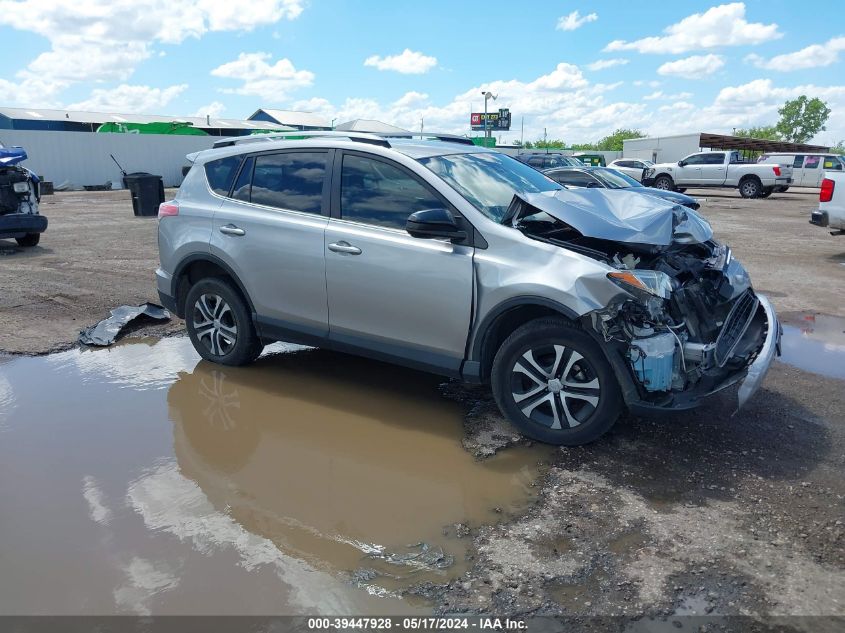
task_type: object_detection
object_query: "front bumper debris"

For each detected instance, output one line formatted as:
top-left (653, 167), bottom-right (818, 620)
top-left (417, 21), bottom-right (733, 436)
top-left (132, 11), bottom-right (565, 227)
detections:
top-left (810, 210), bottom-right (828, 227)
top-left (0, 213), bottom-right (47, 239)
top-left (736, 294), bottom-right (781, 411)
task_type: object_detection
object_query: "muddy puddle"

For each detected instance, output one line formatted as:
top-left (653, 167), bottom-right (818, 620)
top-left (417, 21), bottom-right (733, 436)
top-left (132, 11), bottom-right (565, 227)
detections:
top-left (778, 312), bottom-right (845, 380)
top-left (0, 337), bottom-right (548, 615)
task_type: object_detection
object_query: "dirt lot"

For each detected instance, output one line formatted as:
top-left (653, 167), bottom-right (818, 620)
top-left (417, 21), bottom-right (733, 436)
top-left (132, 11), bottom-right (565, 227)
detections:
top-left (1, 187), bottom-right (844, 623)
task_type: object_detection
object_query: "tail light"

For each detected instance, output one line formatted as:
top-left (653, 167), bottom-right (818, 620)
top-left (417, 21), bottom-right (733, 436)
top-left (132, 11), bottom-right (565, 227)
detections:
top-left (820, 178), bottom-right (835, 203)
top-left (158, 201), bottom-right (179, 218)
top-left (772, 166), bottom-right (781, 176)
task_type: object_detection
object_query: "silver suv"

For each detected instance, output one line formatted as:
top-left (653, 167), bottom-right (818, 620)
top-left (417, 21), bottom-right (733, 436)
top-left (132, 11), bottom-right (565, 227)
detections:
top-left (156, 132), bottom-right (780, 445)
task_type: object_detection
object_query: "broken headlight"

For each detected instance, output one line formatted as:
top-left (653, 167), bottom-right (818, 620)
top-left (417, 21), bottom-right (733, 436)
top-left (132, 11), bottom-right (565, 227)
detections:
top-left (607, 270), bottom-right (674, 300)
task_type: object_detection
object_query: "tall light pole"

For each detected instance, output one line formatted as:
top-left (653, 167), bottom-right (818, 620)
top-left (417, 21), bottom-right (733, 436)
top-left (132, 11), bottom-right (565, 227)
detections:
top-left (481, 91), bottom-right (496, 146)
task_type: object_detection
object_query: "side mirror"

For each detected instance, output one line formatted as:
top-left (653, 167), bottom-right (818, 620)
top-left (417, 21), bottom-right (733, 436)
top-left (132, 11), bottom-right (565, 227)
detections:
top-left (678, 160), bottom-right (685, 167)
top-left (406, 208), bottom-right (467, 242)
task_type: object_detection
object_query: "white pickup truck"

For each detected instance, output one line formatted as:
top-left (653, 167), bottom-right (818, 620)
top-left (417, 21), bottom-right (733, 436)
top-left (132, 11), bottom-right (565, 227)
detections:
top-left (648, 150), bottom-right (793, 199)
top-left (810, 173), bottom-right (845, 235)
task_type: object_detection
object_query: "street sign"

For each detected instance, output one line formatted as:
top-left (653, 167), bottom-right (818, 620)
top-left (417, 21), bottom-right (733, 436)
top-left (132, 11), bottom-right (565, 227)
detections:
top-left (470, 108), bottom-right (511, 131)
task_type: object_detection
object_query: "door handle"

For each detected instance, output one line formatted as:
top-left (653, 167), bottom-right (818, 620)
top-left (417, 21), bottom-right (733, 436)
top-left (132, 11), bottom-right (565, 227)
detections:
top-left (328, 241), bottom-right (362, 255)
top-left (219, 224), bottom-right (245, 236)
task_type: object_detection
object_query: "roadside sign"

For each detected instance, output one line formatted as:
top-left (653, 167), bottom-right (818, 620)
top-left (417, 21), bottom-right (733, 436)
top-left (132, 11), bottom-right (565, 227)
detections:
top-left (470, 108), bottom-right (511, 131)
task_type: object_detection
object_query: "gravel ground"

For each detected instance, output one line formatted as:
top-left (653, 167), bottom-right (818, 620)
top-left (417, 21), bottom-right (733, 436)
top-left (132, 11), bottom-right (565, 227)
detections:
top-left (2, 186), bottom-right (844, 624)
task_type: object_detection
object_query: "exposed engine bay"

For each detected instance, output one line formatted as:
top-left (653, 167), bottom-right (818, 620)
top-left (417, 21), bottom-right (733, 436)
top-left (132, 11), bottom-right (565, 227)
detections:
top-left (0, 164), bottom-right (40, 217)
top-left (511, 192), bottom-right (770, 407)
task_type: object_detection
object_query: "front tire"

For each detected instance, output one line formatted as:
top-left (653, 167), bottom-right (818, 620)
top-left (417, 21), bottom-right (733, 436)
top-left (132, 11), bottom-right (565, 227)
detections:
top-left (491, 318), bottom-right (622, 446)
top-left (739, 177), bottom-right (762, 198)
top-left (16, 233), bottom-right (40, 247)
top-left (185, 277), bottom-right (262, 366)
top-left (654, 175), bottom-right (674, 191)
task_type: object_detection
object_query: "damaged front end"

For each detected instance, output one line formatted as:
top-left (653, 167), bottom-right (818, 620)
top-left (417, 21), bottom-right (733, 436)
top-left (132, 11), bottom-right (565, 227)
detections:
top-left (510, 188), bottom-right (781, 412)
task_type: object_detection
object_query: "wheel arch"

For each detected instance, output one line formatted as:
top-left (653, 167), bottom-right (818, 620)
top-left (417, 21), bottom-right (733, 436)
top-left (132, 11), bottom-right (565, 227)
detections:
top-left (469, 297), bottom-right (580, 383)
top-left (172, 254), bottom-right (256, 319)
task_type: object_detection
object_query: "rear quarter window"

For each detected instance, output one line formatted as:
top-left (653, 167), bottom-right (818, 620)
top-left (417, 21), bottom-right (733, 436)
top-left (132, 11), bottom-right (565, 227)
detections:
top-left (204, 156), bottom-right (241, 196)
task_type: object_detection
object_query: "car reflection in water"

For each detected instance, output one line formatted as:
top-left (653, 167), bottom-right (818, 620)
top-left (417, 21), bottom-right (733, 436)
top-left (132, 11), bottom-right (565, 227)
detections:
top-left (167, 348), bottom-right (546, 591)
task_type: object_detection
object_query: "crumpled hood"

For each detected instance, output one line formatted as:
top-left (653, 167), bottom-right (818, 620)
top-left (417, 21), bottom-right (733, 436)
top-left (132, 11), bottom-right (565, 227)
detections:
top-left (518, 187), bottom-right (713, 246)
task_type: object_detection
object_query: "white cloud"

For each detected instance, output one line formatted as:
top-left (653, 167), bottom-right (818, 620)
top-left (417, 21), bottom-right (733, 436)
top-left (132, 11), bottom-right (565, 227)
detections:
top-left (193, 101), bottom-right (226, 118)
top-left (587, 58), bottom-right (629, 71)
top-left (634, 80), bottom-right (661, 88)
top-left (643, 90), bottom-right (694, 101)
top-left (211, 52), bottom-right (314, 101)
top-left (67, 83), bottom-right (188, 112)
top-left (0, 0), bottom-right (306, 106)
top-left (393, 91), bottom-right (429, 108)
top-left (745, 36), bottom-right (845, 71)
top-left (605, 3), bottom-right (781, 54)
top-left (556, 10), bottom-right (598, 32)
top-left (364, 49), bottom-right (437, 74)
top-left (658, 54), bottom-right (725, 79)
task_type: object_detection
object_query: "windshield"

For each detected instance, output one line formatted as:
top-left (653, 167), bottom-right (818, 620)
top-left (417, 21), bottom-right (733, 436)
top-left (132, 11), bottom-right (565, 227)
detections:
top-left (590, 168), bottom-right (643, 189)
top-left (419, 152), bottom-right (562, 221)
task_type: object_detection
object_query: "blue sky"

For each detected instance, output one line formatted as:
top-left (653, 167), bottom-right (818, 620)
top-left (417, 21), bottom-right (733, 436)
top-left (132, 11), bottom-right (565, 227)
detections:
top-left (1, 1), bottom-right (843, 144)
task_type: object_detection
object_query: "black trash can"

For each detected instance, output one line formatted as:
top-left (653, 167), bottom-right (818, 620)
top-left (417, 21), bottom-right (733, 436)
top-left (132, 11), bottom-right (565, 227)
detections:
top-left (123, 172), bottom-right (165, 217)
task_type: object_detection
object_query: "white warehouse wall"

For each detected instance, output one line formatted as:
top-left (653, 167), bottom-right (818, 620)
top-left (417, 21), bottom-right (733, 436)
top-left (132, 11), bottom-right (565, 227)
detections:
top-left (0, 130), bottom-right (232, 188)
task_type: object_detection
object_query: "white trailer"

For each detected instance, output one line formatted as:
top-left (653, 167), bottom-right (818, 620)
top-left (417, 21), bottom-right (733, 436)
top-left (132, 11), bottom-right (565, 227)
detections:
top-left (623, 133), bottom-right (703, 164)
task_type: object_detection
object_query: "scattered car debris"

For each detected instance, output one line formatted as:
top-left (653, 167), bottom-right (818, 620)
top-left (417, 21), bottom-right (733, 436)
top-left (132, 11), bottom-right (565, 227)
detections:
top-left (367, 542), bottom-right (455, 572)
top-left (78, 303), bottom-right (170, 346)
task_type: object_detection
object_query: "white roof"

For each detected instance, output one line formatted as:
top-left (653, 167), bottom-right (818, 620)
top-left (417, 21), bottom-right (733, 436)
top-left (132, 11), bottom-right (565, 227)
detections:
top-left (250, 108), bottom-right (331, 128)
top-left (0, 107), bottom-right (294, 131)
top-left (334, 119), bottom-right (411, 134)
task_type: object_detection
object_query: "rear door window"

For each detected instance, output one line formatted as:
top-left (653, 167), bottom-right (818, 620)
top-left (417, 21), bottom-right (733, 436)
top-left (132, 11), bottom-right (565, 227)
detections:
top-left (205, 156), bottom-right (241, 196)
top-left (231, 156), bottom-right (254, 202)
top-left (250, 152), bottom-right (327, 214)
top-left (804, 156), bottom-right (821, 169)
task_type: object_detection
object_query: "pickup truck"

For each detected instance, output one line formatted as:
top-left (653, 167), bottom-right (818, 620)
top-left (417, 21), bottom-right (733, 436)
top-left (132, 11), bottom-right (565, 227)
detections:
top-left (811, 173), bottom-right (845, 235)
top-left (647, 150), bottom-right (793, 199)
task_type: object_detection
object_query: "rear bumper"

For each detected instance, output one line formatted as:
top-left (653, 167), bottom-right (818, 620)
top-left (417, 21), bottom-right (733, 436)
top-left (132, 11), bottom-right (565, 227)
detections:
top-left (0, 213), bottom-right (47, 239)
top-left (156, 267), bottom-right (178, 315)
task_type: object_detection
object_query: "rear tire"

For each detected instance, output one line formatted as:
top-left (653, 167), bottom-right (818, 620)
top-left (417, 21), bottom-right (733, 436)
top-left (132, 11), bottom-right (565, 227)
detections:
top-left (675, 187), bottom-right (687, 193)
top-left (739, 177), bottom-right (762, 199)
top-left (15, 233), bottom-right (40, 247)
top-left (491, 318), bottom-right (622, 446)
top-left (761, 187), bottom-right (774, 198)
top-left (185, 277), bottom-right (262, 366)
top-left (654, 175), bottom-right (674, 191)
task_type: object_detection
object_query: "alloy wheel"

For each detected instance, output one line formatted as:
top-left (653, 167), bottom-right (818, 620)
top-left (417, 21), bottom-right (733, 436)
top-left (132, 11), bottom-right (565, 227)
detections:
top-left (192, 293), bottom-right (238, 356)
top-left (509, 344), bottom-right (601, 429)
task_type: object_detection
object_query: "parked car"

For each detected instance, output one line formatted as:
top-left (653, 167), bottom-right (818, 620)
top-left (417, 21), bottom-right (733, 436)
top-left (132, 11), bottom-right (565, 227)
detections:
top-left (0, 142), bottom-right (46, 247)
top-left (516, 152), bottom-right (584, 170)
top-left (544, 166), bottom-right (700, 210)
top-left (157, 133), bottom-right (779, 446)
top-left (811, 174), bottom-right (845, 235)
top-left (648, 150), bottom-right (792, 198)
top-left (757, 153), bottom-right (844, 189)
top-left (608, 158), bottom-right (655, 182)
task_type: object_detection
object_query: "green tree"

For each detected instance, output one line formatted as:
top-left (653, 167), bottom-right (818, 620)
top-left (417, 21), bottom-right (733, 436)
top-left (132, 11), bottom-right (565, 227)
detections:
top-left (595, 128), bottom-right (646, 151)
top-left (733, 125), bottom-right (780, 140)
top-left (570, 142), bottom-right (598, 151)
top-left (532, 139), bottom-right (567, 149)
top-left (775, 96), bottom-right (831, 143)
top-left (830, 140), bottom-right (845, 155)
